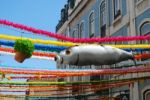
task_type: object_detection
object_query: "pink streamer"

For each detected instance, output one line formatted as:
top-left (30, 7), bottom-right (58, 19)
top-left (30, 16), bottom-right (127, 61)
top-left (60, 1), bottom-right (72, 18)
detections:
top-left (0, 20), bottom-right (150, 43)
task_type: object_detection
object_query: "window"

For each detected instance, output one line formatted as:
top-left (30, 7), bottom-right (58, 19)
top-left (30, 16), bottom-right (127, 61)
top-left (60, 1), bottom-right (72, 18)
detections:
top-left (143, 89), bottom-right (150, 100)
top-left (140, 22), bottom-right (150, 44)
top-left (135, 0), bottom-right (143, 4)
top-left (140, 22), bottom-right (150, 35)
top-left (100, 1), bottom-right (106, 37)
top-left (113, 0), bottom-right (121, 19)
top-left (135, 0), bottom-right (141, 2)
top-left (100, 1), bottom-right (106, 26)
top-left (68, 0), bottom-right (76, 9)
top-left (140, 21), bottom-right (150, 59)
top-left (72, 30), bottom-right (78, 38)
top-left (89, 12), bottom-right (95, 38)
top-left (79, 22), bottom-right (84, 38)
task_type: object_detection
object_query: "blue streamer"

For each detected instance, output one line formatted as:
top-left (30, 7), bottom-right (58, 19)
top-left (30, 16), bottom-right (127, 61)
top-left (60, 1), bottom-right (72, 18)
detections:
top-left (0, 40), bottom-right (150, 52)
top-left (0, 40), bottom-right (67, 52)
top-left (124, 48), bottom-right (150, 52)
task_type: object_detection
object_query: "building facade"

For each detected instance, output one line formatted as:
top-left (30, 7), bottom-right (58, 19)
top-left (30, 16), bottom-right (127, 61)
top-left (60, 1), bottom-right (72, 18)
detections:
top-left (56, 0), bottom-right (150, 100)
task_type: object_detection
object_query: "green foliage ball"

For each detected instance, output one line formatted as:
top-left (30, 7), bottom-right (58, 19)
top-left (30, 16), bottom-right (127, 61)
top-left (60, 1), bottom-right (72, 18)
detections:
top-left (14, 39), bottom-right (34, 58)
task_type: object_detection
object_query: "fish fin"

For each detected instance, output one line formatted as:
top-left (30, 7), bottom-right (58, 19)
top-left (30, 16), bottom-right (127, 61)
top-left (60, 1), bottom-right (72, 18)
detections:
top-left (130, 48), bottom-right (137, 66)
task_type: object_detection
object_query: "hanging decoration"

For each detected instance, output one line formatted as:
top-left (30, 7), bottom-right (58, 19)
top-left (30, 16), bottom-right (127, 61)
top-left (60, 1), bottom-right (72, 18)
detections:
top-left (0, 81), bottom-right (131, 98)
top-left (0, 19), bottom-right (150, 99)
top-left (0, 81), bottom-right (132, 95)
top-left (135, 53), bottom-right (150, 60)
top-left (14, 39), bottom-right (34, 63)
top-left (0, 47), bottom-right (56, 58)
top-left (0, 20), bottom-right (150, 43)
top-left (0, 34), bottom-right (150, 48)
top-left (0, 76), bottom-right (145, 85)
top-left (0, 40), bottom-right (66, 52)
top-left (0, 66), bottom-right (150, 76)
top-left (123, 48), bottom-right (150, 52)
top-left (1, 40), bottom-right (150, 53)
top-left (0, 34), bottom-right (78, 47)
top-left (1, 46), bottom-right (149, 62)
top-left (6, 75), bottom-right (59, 80)
top-left (0, 51), bottom-right (54, 60)
top-left (55, 45), bottom-right (135, 66)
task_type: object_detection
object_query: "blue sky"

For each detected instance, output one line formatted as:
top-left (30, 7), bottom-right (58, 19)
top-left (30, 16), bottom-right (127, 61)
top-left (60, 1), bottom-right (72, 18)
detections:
top-left (0, 0), bottom-right (67, 70)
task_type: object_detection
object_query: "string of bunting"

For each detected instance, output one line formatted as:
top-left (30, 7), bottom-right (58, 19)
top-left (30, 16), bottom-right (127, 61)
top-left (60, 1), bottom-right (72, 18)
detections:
top-left (0, 76), bottom-right (148, 86)
top-left (0, 82), bottom-right (133, 97)
top-left (0, 34), bottom-right (77, 47)
top-left (0, 89), bottom-right (126, 99)
top-left (0, 63), bottom-right (148, 80)
top-left (5, 75), bottom-right (59, 80)
top-left (1, 40), bottom-right (150, 53)
top-left (0, 62), bottom-right (147, 71)
top-left (0, 47), bottom-right (56, 58)
top-left (0, 40), bottom-right (66, 52)
top-left (1, 46), bottom-right (150, 60)
top-left (1, 64), bottom-right (142, 80)
top-left (0, 20), bottom-right (150, 43)
top-left (0, 36), bottom-right (150, 49)
top-left (0, 82), bottom-right (131, 90)
top-left (0, 81), bottom-right (131, 98)
top-left (0, 66), bottom-right (150, 76)
top-left (0, 51), bottom-right (54, 60)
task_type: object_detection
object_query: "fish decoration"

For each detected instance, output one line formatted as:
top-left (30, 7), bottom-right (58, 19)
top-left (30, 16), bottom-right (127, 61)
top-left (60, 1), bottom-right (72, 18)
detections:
top-left (55, 45), bottom-right (135, 66)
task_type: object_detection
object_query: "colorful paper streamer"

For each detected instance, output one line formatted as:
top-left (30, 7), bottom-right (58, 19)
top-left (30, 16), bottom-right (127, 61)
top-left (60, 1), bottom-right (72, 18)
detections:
top-left (0, 81), bottom-right (132, 96)
top-left (0, 66), bottom-right (150, 76)
top-left (0, 51), bottom-right (54, 60)
top-left (0, 76), bottom-right (148, 86)
top-left (0, 20), bottom-right (150, 43)
top-left (0, 40), bottom-right (66, 52)
top-left (0, 37), bottom-right (150, 49)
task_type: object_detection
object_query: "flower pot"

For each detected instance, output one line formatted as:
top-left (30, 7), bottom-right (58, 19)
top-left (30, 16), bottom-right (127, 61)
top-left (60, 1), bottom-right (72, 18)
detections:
top-left (15, 51), bottom-right (27, 63)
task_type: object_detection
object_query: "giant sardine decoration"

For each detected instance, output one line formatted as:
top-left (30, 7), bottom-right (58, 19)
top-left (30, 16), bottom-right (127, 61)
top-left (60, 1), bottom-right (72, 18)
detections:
top-left (55, 45), bottom-right (135, 66)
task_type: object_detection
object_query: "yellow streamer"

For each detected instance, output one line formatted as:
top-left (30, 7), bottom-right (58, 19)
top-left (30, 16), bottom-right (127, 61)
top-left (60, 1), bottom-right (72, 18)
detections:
top-left (0, 34), bottom-right (150, 48)
top-left (0, 34), bottom-right (78, 46)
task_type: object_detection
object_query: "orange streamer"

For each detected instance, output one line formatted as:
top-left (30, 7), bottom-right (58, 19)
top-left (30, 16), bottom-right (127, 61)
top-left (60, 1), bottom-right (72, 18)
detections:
top-left (0, 47), bottom-right (56, 58)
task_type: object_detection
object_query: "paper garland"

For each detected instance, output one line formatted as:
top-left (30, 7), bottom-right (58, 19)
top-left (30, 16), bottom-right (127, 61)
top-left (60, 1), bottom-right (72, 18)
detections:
top-left (0, 47), bottom-right (56, 58)
top-left (0, 81), bottom-right (132, 92)
top-left (0, 66), bottom-right (150, 76)
top-left (0, 40), bottom-right (66, 52)
top-left (0, 20), bottom-right (150, 43)
top-left (1, 40), bottom-right (150, 53)
top-left (0, 51), bottom-right (54, 60)
top-left (0, 38), bottom-right (150, 49)
top-left (0, 34), bottom-right (78, 46)
top-left (0, 75), bottom-right (148, 86)
top-left (0, 47), bottom-right (55, 61)
top-left (1, 47), bottom-right (150, 61)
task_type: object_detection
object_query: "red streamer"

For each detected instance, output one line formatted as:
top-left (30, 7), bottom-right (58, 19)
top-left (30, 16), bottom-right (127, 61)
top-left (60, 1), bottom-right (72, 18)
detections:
top-left (0, 66), bottom-right (150, 76)
top-left (0, 81), bottom-right (132, 95)
top-left (0, 20), bottom-right (150, 43)
top-left (1, 47), bottom-right (150, 61)
top-left (135, 54), bottom-right (150, 60)
top-left (0, 47), bottom-right (56, 58)
top-left (9, 75), bottom-right (59, 79)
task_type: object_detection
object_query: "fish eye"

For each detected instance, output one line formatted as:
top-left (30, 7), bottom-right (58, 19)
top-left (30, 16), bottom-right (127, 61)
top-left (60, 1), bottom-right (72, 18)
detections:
top-left (54, 56), bottom-right (57, 61)
top-left (66, 50), bottom-right (71, 55)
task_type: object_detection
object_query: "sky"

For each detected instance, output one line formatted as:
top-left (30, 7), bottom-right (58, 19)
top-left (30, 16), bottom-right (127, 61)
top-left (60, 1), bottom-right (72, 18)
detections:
top-left (0, 0), bottom-right (67, 70)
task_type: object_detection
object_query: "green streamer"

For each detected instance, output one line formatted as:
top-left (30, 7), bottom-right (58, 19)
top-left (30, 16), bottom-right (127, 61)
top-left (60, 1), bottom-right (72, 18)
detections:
top-left (0, 76), bottom-right (149, 86)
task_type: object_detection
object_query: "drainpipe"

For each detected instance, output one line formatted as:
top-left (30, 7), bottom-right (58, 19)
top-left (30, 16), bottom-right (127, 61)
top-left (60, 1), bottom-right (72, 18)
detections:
top-left (128, 0), bottom-right (139, 100)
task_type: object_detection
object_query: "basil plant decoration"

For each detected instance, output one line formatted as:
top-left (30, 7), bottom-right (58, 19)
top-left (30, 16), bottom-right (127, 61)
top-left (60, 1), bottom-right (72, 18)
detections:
top-left (14, 39), bottom-right (34, 63)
